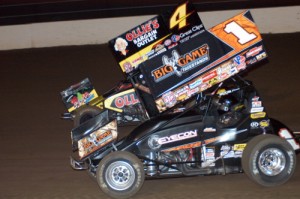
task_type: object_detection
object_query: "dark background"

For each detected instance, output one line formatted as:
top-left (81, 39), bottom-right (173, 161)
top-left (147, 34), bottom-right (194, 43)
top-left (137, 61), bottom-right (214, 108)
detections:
top-left (1, 0), bottom-right (300, 25)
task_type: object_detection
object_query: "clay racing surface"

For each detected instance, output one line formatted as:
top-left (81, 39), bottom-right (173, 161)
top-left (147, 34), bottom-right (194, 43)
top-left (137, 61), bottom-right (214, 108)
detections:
top-left (1, 33), bottom-right (300, 199)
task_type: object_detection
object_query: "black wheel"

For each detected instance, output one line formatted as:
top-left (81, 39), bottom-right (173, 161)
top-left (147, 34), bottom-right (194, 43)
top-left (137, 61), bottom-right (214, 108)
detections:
top-left (74, 106), bottom-right (101, 127)
top-left (242, 134), bottom-right (296, 187)
top-left (96, 151), bottom-right (145, 199)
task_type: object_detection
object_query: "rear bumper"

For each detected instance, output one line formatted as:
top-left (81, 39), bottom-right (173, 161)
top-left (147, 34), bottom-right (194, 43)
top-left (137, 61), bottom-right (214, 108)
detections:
top-left (70, 156), bottom-right (88, 170)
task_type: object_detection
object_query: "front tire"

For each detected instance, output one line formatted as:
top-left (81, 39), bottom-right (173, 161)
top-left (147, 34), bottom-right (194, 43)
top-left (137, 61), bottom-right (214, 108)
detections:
top-left (96, 151), bottom-right (145, 199)
top-left (242, 134), bottom-right (296, 187)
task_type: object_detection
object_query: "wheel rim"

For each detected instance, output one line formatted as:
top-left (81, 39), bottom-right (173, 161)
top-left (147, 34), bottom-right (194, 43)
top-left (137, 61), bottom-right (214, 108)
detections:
top-left (258, 148), bottom-right (286, 176)
top-left (105, 161), bottom-right (135, 191)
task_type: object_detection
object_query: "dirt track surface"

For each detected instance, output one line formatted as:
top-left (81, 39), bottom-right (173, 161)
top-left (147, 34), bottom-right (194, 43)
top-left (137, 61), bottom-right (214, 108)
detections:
top-left (1, 33), bottom-right (300, 199)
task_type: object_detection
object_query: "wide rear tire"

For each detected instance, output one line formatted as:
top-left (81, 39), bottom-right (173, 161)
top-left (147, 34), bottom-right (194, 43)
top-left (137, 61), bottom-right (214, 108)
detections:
top-left (242, 134), bottom-right (296, 187)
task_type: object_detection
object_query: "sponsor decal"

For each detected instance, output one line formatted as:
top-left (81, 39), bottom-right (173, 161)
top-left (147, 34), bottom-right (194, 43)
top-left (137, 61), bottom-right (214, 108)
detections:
top-left (152, 44), bottom-right (209, 82)
top-left (221, 143), bottom-right (246, 159)
top-left (223, 150), bottom-right (235, 158)
top-left (114, 37), bottom-right (129, 56)
top-left (70, 90), bottom-right (97, 110)
top-left (171, 34), bottom-right (180, 42)
top-left (246, 45), bottom-right (263, 58)
top-left (250, 107), bottom-right (264, 113)
top-left (179, 36), bottom-right (190, 44)
top-left (217, 88), bottom-right (240, 96)
top-left (201, 147), bottom-right (216, 167)
top-left (204, 148), bottom-right (215, 157)
top-left (259, 120), bottom-right (269, 128)
top-left (180, 24), bottom-right (205, 40)
top-left (234, 55), bottom-right (246, 71)
top-left (192, 24), bottom-right (204, 32)
top-left (250, 112), bottom-right (266, 119)
top-left (250, 122), bottom-right (259, 129)
top-left (125, 19), bottom-right (160, 48)
top-left (199, 82), bottom-right (209, 91)
top-left (252, 100), bottom-right (262, 108)
top-left (251, 97), bottom-right (264, 113)
top-left (61, 78), bottom-right (100, 113)
top-left (208, 78), bottom-right (218, 86)
top-left (148, 47), bottom-right (167, 60)
top-left (168, 43), bottom-right (178, 49)
top-left (180, 29), bottom-right (192, 38)
top-left (162, 91), bottom-right (177, 108)
top-left (187, 87), bottom-right (199, 96)
top-left (203, 127), bottom-right (216, 132)
top-left (189, 79), bottom-right (202, 89)
top-left (148, 135), bottom-right (161, 149)
top-left (246, 58), bottom-right (257, 65)
top-left (155, 44), bottom-right (164, 52)
top-left (202, 70), bottom-right (217, 83)
top-left (221, 145), bottom-right (231, 151)
top-left (152, 51), bottom-right (181, 82)
top-left (162, 130), bottom-right (247, 152)
top-left (133, 29), bottom-right (158, 48)
top-left (175, 86), bottom-right (189, 97)
top-left (221, 145), bottom-right (234, 158)
top-left (234, 150), bottom-right (243, 157)
top-left (157, 130), bottom-right (198, 145)
top-left (256, 52), bottom-right (267, 61)
top-left (123, 62), bottom-right (134, 73)
top-left (175, 86), bottom-right (189, 101)
top-left (105, 89), bottom-right (139, 112)
top-left (145, 50), bottom-right (155, 58)
top-left (162, 136), bottom-right (219, 152)
top-left (177, 44), bottom-right (209, 68)
top-left (164, 39), bottom-right (172, 46)
top-left (220, 71), bottom-right (229, 80)
top-left (191, 28), bottom-right (205, 39)
top-left (217, 60), bottom-right (238, 79)
top-left (114, 94), bottom-right (139, 109)
top-left (233, 143), bottom-right (246, 151)
top-left (78, 120), bottom-right (117, 159)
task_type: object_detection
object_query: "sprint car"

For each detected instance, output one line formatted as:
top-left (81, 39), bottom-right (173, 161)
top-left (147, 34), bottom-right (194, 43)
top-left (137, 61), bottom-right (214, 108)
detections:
top-left (61, 2), bottom-right (300, 199)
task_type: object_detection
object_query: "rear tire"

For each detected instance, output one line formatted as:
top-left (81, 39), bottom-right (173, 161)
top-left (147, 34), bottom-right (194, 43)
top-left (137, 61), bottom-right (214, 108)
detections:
top-left (242, 134), bottom-right (296, 187)
top-left (74, 106), bottom-right (101, 127)
top-left (96, 151), bottom-right (145, 199)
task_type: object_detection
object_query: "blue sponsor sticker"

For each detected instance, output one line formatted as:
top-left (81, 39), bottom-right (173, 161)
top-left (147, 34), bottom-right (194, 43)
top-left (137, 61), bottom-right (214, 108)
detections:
top-left (171, 35), bottom-right (180, 43)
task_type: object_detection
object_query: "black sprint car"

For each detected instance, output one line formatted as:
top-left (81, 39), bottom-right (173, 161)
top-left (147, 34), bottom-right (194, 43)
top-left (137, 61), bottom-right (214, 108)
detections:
top-left (69, 76), bottom-right (300, 199)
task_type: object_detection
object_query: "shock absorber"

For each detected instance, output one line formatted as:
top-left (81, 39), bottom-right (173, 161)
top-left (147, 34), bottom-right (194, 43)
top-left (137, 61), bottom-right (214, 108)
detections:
top-left (147, 151), bottom-right (157, 176)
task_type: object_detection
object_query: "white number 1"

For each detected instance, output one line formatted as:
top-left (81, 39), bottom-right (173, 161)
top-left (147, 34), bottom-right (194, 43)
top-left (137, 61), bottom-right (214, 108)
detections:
top-left (224, 21), bottom-right (257, 45)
